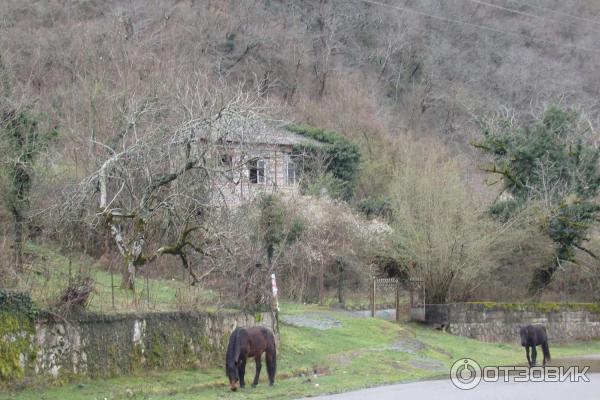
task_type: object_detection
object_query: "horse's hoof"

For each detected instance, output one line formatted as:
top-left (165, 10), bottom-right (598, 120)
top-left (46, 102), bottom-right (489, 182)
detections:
top-left (251, 384), bottom-right (257, 388)
top-left (269, 382), bottom-right (274, 386)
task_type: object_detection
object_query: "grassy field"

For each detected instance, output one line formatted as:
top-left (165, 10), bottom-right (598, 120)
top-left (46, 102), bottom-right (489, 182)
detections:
top-left (17, 242), bottom-right (216, 313)
top-left (2, 303), bottom-right (600, 400)
top-left (17, 242), bottom-right (403, 313)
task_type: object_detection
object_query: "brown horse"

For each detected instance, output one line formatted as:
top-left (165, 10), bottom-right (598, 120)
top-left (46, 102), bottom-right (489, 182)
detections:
top-left (225, 326), bottom-right (276, 391)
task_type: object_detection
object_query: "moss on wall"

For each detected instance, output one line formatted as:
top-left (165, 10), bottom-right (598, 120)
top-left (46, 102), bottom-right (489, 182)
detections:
top-left (0, 291), bottom-right (37, 384)
top-left (467, 302), bottom-right (600, 313)
top-left (0, 312), bottom-right (35, 381)
top-left (1, 299), bottom-right (271, 387)
top-left (424, 302), bottom-right (600, 342)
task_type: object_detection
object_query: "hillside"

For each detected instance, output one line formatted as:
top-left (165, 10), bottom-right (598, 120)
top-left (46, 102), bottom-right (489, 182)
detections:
top-left (1, 0), bottom-right (599, 304)
top-left (1, 0), bottom-right (599, 145)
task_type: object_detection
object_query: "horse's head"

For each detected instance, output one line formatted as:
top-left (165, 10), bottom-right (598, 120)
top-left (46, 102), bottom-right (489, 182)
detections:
top-left (519, 326), bottom-right (528, 346)
top-left (226, 362), bottom-right (239, 391)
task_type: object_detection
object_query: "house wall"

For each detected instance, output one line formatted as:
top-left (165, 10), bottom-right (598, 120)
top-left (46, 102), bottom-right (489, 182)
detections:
top-left (219, 144), bottom-right (300, 205)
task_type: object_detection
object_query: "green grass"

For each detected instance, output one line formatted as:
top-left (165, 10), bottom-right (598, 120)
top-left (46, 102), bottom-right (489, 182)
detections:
top-left (17, 242), bottom-right (216, 313)
top-left (319, 293), bottom-right (408, 311)
top-left (3, 304), bottom-right (600, 400)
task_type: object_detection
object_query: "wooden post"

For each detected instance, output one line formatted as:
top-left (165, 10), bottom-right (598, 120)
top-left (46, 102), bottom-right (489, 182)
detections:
top-left (273, 150), bottom-right (278, 190)
top-left (271, 274), bottom-right (280, 311)
top-left (395, 279), bottom-right (400, 322)
top-left (146, 275), bottom-right (150, 310)
top-left (271, 273), bottom-right (280, 334)
top-left (371, 279), bottom-right (376, 317)
top-left (68, 257), bottom-right (72, 286)
top-left (409, 278), bottom-right (414, 309)
top-left (422, 280), bottom-right (426, 320)
top-left (132, 279), bottom-right (136, 308)
top-left (318, 260), bottom-right (324, 305)
top-left (110, 268), bottom-right (115, 310)
top-left (337, 259), bottom-right (345, 305)
top-left (369, 280), bottom-right (373, 317)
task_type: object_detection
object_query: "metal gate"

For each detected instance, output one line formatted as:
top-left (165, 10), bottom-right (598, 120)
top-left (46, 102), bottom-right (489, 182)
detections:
top-left (409, 277), bottom-right (426, 321)
top-left (369, 276), bottom-right (425, 322)
top-left (369, 278), bottom-right (402, 321)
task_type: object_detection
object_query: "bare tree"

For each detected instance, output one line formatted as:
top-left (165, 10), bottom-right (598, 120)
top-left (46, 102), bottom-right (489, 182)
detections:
top-left (64, 83), bottom-right (267, 290)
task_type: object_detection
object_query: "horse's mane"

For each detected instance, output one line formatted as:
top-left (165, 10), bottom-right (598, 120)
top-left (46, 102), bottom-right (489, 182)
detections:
top-left (226, 327), bottom-right (244, 368)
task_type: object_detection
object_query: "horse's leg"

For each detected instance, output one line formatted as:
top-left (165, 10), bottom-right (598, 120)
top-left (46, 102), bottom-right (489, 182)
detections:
top-left (531, 346), bottom-right (537, 367)
top-left (252, 355), bottom-right (262, 388)
top-left (543, 351), bottom-right (546, 368)
top-left (239, 358), bottom-right (247, 388)
top-left (266, 347), bottom-right (276, 386)
top-left (541, 344), bottom-right (546, 367)
top-left (541, 340), bottom-right (551, 367)
top-left (525, 346), bottom-right (531, 367)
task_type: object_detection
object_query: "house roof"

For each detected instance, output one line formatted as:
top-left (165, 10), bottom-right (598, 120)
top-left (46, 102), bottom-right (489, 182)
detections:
top-left (172, 116), bottom-right (324, 148)
top-left (233, 121), bottom-right (323, 147)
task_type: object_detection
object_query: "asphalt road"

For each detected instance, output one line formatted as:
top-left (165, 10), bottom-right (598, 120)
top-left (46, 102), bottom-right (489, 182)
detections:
top-left (301, 373), bottom-right (600, 400)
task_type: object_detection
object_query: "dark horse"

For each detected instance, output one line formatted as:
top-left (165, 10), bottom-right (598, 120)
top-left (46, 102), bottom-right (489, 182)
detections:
top-left (519, 325), bottom-right (551, 367)
top-left (225, 326), bottom-right (276, 391)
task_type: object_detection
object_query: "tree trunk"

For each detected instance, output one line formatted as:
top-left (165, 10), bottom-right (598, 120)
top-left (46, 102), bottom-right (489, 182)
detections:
top-left (121, 259), bottom-right (135, 290)
top-left (12, 210), bottom-right (23, 274)
top-left (337, 261), bottom-right (345, 305)
top-left (318, 260), bottom-right (324, 305)
top-left (10, 161), bottom-right (29, 275)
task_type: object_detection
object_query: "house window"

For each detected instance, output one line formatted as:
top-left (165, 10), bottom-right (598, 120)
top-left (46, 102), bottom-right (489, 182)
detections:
top-left (249, 159), bottom-right (266, 184)
top-left (285, 159), bottom-right (296, 185)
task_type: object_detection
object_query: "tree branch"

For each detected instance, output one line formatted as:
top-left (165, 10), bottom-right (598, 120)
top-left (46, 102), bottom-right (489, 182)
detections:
top-left (574, 243), bottom-right (600, 260)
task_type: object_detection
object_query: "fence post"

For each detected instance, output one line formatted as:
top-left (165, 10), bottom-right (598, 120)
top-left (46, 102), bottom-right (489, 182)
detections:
top-left (271, 273), bottom-right (280, 334)
top-left (395, 279), bottom-right (400, 322)
top-left (110, 269), bottom-right (115, 310)
top-left (337, 259), bottom-right (345, 306)
top-left (371, 279), bottom-right (376, 317)
top-left (146, 275), bottom-right (150, 310)
top-left (108, 250), bottom-right (115, 310)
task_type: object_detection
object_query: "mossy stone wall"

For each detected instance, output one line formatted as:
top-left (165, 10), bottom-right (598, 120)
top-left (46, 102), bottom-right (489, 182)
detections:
top-left (0, 291), bottom-right (37, 384)
top-left (0, 292), bottom-right (273, 386)
top-left (425, 302), bottom-right (600, 342)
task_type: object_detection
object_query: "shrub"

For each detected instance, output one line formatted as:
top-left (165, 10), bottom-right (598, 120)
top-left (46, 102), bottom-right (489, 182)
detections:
top-left (287, 124), bottom-right (361, 200)
top-left (357, 196), bottom-right (393, 220)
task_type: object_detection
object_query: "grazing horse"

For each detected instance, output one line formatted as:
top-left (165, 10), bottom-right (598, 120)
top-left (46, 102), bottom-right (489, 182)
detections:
top-left (519, 325), bottom-right (551, 367)
top-left (225, 326), bottom-right (276, 391)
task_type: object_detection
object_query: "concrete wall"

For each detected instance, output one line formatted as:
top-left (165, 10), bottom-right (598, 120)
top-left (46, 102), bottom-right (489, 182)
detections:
top-left (1, 305), bottom-right (273, 385)
top-left (424, 302), bottom-right (600, 343)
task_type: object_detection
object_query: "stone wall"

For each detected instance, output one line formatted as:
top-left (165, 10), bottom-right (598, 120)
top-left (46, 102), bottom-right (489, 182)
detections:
top-left (0, 293), bottom-right (273, 386)
top-left (424, 302), bottom-right (600, 343)
top-left (217, 144), bottom-right (301, 206)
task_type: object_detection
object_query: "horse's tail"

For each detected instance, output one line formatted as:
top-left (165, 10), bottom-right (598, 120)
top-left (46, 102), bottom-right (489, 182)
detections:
top-left (269, 344), bottom-right (277, 369)
top-left (265, 329), bottom-right (277, 384)
top-left (541, 340), bottom-right (551, 362)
